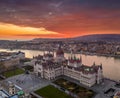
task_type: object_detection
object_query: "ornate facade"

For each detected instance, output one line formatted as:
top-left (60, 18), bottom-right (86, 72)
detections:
top-left (34, 47), bottom-right (103, 87)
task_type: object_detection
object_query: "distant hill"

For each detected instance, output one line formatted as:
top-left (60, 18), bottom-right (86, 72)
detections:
top-left (33, 34), bottom-right (120, 42)
top-left (73, 34), bottom-right (120, 42)
top-left (0, 34), bottom-right (120, 42)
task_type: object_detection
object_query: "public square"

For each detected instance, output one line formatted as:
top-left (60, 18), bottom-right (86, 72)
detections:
top-left (4, 73), bottom-right (51, 93)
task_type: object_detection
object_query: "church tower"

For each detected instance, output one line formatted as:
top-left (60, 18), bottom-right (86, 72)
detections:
top-left (55, 45), bottom-right (65, 62)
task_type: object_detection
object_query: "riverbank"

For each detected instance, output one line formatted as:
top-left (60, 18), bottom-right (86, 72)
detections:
top-left (80, 52), bottom-right (120, 58)
top-left (0, 47), bottom-right (120, 58)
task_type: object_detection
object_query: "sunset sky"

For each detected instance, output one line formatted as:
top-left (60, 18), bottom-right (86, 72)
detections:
top-left (0, 0), bottom-right (120, 40)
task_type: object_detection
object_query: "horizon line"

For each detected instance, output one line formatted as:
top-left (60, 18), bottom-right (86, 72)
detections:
top-left (0, 33), bottom-right (120, 41)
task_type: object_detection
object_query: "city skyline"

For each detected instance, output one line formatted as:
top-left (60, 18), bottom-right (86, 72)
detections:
top-left (0, 0), bottom-right (120, 40)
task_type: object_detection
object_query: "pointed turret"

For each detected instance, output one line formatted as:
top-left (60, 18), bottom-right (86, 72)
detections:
top-left (93, 62), bottom-right (96, 66)
top-left (80, 55), bottom-right (82, 64)
top-left (74, 55), bottom-right (76, 60)
top-left (100, 63), bottom-right (103, 69)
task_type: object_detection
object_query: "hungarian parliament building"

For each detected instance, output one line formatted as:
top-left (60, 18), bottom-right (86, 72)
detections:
top-left (34, 46), bottom-right (103, 87)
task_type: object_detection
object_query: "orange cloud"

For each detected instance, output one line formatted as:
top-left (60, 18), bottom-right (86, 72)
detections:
top-left (0, 22), bottom-right (60, 35)
top-left (0, 22), bottom-right (63, 40)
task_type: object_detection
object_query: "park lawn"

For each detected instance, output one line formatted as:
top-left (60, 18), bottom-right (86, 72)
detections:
top-left (4, 68), bottom-right (25, 78)
top-left (34, 85), bottom-right (73, 98)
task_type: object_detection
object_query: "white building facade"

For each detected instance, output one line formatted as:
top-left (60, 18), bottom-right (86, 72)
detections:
top-left (34, 47), bottom-right (103, 87)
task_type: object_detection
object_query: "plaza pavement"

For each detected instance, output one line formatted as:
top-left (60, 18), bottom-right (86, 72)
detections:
top-left (91, 79), bottom-right (116, 98)
top-left (4, 73), bottom-right (51, 93)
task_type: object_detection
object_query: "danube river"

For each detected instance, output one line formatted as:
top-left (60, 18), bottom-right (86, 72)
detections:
top-left (0, 48), bottom-right (120, 81)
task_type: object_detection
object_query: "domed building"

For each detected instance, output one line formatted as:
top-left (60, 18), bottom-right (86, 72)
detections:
top-left (55, 45), bottom-right (65, 62)
top-left (34, 45), bottom-right (103, 87)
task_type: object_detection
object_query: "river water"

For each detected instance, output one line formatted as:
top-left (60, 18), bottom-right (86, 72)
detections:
top-left (0, 48), bottom-right (120, 81)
